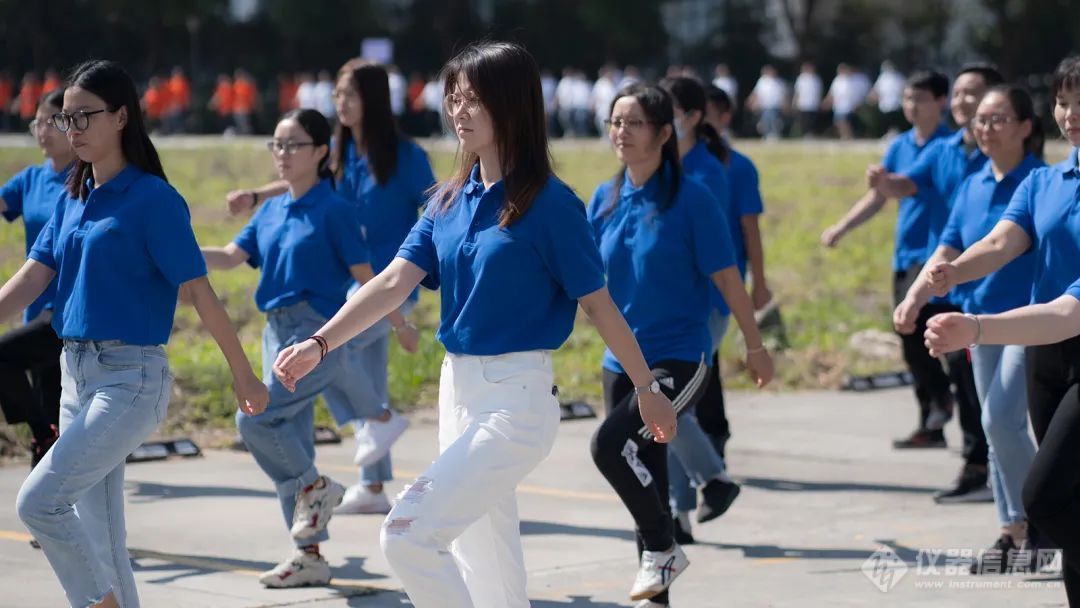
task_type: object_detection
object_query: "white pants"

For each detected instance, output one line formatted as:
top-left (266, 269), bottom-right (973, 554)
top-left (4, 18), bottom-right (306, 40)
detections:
top-left (380, 351), bottom-right (561, 608)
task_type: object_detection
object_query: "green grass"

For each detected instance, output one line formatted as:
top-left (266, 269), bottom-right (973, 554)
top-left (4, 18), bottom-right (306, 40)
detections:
top-left (3, 139), bottom-right (1005, 441)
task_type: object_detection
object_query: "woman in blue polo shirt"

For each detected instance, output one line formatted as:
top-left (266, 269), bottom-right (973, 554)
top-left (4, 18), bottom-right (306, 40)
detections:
top-left (201, 108), bottom-right (411, 588)
top-left (273, 41), bottom-right (677, 608)
top-left (923, 56), bottom-right (1080, 603)
top-left (0, 88), bottom-right (70, 472)
top-left (10, 59), bottom-right (268, 608)
top-left (589, 83), bottom-right (774, 607)
top-left (699, 84), bottom-right (771, 459)
top-left (895, 85), bottom-right (1044, 573)
top-left (659, 76), bottom-right (743, 543)
top-left (228, 60), bottom-right (430, 516)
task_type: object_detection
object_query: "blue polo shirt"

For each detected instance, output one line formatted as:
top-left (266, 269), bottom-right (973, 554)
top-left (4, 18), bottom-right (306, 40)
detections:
top-left (1, 161), bottom-right (70, 322)
top-left (589, 167), bottom-right (736, 373)
top-left (903, 129), bottom-right (989, 206)
top-left (1066, 275), bottom-right (1080, 303)
top-left (340, 138), bottom-right (435, 301)
top-left (939, 155), bottom-right (1043, 314)
top-left (1001, 148), bottom-right (1080, 304)
top-left (235, 179), bottom-right (369, 320)
top-left (884, 124), bottom-right (953, 271)
top-left (727, 147), bottom-right (764, 267)
top-left (29, 165), bottom-right (207, 345)
top-left (902, 129), bottom-right (988, 306)
top-left (396, 165), bottom-right (605, 356)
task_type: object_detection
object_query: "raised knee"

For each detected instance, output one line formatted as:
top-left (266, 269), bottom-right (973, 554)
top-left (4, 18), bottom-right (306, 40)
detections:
top-left (15, 480), bottom-right (49, 525)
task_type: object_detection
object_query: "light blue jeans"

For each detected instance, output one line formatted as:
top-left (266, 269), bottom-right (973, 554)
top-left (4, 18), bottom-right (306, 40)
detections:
top-left (238, 301), bottom-right (382, 547)
top-left (668, 311), bottom-right (731, 512)
top-left (972, 344), bottom-right (1036, 526)
top-left (17, 340), bottom-right (172, 608)
top-left (323, 297), bottom-right (416, 486)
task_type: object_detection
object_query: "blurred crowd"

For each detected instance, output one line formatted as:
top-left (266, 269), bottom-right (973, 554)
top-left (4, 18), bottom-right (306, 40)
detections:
top-left (0, 61), bottom-right (911, 139)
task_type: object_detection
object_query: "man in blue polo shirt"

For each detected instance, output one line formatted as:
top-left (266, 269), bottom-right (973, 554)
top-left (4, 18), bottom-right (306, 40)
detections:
top-left (822, 71), bottom-right (951, 448)
top-left (868, 64), bottom-right (1003, 504)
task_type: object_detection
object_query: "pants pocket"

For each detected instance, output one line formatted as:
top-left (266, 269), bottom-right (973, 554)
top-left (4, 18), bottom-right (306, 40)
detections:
top-left (95, 345), bottom-right (144, 372)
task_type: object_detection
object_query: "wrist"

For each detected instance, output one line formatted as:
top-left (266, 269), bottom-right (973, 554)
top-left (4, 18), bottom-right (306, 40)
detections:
top-left (249, 190), bottom-right (259, 205)
top-left (964, 314), bottom-right (982, 348)
top-left (307, 335), bottom-right (328, 361)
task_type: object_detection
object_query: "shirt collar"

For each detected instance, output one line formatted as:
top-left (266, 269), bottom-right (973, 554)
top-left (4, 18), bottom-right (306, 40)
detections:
top-left (978, 154), bottom-right (1041, 184)
top-left (1057, 147), bottom-right (1080, 177)
top-left (91, 165), bottom-right (141, 194)
top-left (286, 178), bottom-right (332, 207)
top-left (462, 163), bottom-right (503, 197)
top-left (620, 164), bottom-right (665, 200)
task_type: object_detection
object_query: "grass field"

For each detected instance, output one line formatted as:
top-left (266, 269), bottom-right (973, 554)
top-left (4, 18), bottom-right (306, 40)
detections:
top-left (3, 138), bottom-right (1056, 445)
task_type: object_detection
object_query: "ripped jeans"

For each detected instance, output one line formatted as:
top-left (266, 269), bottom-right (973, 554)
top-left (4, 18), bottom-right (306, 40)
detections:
top-left (380, 351), bottom-right (560, 608)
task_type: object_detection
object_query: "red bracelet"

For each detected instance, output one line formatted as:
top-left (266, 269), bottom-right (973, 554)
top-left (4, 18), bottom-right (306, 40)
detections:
top-left (308, 335), bottom-right (328, 362)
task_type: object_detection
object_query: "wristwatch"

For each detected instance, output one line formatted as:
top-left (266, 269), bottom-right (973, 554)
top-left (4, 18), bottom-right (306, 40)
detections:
top-left (634, 380), bottom-right (661, 396)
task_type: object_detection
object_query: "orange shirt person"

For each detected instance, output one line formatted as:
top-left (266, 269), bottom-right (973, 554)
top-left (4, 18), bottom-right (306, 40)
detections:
top-left (41, 70), bottom-right (62, 96)
top-left (16, 74), bottom-right (41, 121)
top-left (167, 68), bottom-right (191, 113)
top-left (0, 73), bottom-right (13, 120)
top-left (233, 72), bottom-right (257, 114)
top-left (277, 74), bottom-right (298, 114)
top-left (142, 77), bottom-right (170, 122)
top-left (232, 70), bottom-right (258, 135)
top-left (210, 74), bottom-right (235, 116)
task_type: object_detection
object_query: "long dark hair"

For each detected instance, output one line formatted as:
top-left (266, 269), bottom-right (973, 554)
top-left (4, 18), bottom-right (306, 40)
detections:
top-left (660, 76), bottom-right (728, 164)
top-left (1051, 56), bottom-right (1080, 100)
top-left (704, 84), bottom-right (732, 116)
top-left (331, 59), bottom-right (400, 186)
top-left (39, 88), bottom-right (64, 111)
top-left (986, 85), bottom-right (1045, 160)
top-left (432, 41), bottom-right (552, 228)
top-left (282, 108), bottom-right (335, 185)
top-left (605, 83), bottom-right (681, 215)
top-left (63, 60), bottom-right (166, 199)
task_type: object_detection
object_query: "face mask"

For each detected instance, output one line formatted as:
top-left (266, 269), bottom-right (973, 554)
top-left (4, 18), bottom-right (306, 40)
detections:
top-left (674, 119), bottom-right (689, 141)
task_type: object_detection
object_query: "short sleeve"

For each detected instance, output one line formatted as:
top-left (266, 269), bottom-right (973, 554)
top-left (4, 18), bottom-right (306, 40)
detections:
top-left (1066, 276), bottom-right (1080, 303)
top-left (585, 184), bottom-right (610, 245)
top-left (145, 189), bottom-right (208, 286)
top-left (327, 203), bottom-right (370, 268)
top-left (1000, 172), bottom-right (1037, 240)
top-left (733, 155), bottom-right (764, 216)
top-left (28, 207), bottom-right (59, 270)
top-left (407, 145), bottom-right (437, 207)
top-left (902, 141), bottom-right (940, 194)
top-left (396, 206), bottom-right (440, 290)
top-left (882, 137), bottom-right (902, 173)
top-left (687, 185), bottom-right (736, 277)
top-left (0, 168), bottom-right (29, 223)
top-left (938, 191), bottom-right (967, 252)
top-left (233, 205), bottom-right (264, 269)
top-left (536, 188), bottom-right (606, 299)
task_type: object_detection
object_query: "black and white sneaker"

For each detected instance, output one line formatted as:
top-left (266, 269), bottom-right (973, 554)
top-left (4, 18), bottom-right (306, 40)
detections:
top-left (630, 545), bottom-right (689, 601)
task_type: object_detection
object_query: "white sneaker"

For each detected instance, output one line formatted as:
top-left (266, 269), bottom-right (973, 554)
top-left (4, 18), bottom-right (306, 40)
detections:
top-left (335, 485), bottom-right (391, 515)
top-left (353, 411), bottom-right (409, 467)
top-left (259, 550), bottom-right (331, 588)
top-left (629, 544), bottom-right (689, 601)
top-left (291, 476), bottom-right (346, 540)
top-left (634, 601), bottom-right (669, 608)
